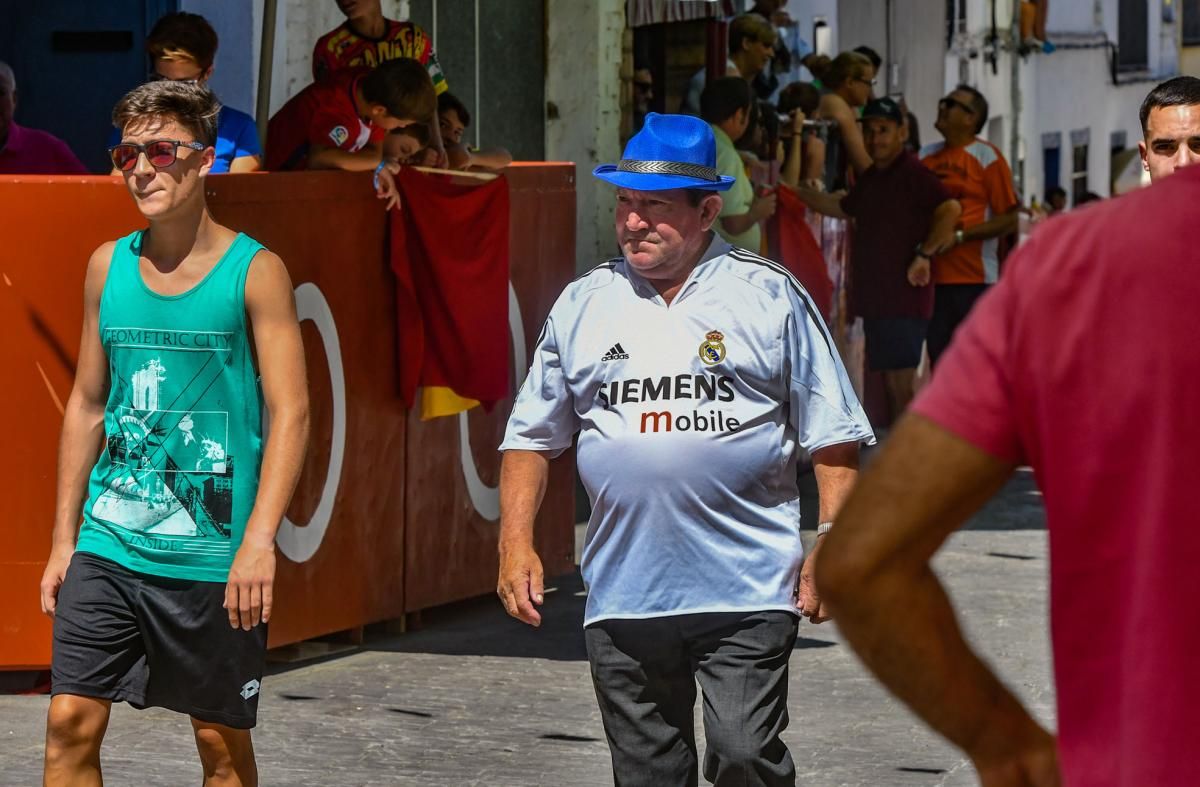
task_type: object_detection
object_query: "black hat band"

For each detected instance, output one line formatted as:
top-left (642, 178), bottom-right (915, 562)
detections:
top-left (616, 159), bottom-right (720, 182)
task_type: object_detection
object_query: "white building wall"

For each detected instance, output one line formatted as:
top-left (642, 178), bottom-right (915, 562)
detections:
top-left (951, 0), bottom-right (1173, 204)
top-left (249, 0), bottom-right (412, 115)
top-left (545, 0), bottom-right (624, 270)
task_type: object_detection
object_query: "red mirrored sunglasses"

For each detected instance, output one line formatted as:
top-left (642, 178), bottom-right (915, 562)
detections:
top-left (108, 139), bottom-right (206, 172)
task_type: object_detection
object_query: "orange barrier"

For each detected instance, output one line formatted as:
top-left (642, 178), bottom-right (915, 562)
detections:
top-left (0, 165), bottom-right (576, 669)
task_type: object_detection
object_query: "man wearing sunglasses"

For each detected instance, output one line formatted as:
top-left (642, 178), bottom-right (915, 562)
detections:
top-left (41, 80), bottom-right (310, 786)
top-left (919, 85), bottom-right (1019, 367)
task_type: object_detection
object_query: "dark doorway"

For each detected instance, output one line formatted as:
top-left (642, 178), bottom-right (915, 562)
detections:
top-left (0, 0), bottom-right (176, 173)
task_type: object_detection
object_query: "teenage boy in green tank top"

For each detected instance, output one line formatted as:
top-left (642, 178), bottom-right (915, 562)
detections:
top-left (39, 81), bottom-right (310, 786)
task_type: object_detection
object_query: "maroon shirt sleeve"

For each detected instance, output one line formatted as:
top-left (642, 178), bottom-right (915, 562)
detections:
top-left (839, 179), bottom-right (863, 217)
top-left (911, 160), bottom-right (954, 214)
top-left (910, 249), bottom-right (1027, 463)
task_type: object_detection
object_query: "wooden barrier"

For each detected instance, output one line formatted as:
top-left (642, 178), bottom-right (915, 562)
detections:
top-left (0, 165), bottom-right (576, 669)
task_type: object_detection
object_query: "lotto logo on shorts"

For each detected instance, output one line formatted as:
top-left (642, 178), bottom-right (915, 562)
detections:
top-left (240, 679), bottom-right (261, 700)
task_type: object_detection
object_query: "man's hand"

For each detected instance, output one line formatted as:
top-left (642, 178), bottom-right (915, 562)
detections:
top-left (497, 543), bottom-right (545, 627)
top-left (797, 534), bottom-right (832, 623)
top-left (40, 545), bottom-right (74, 617)
top-left (375, 160), bottom-right (402, 211)
top-left (225, 536), bottom-right (276, 630)
top-left (974, 731), bottom-right (1062, 786)
top-left (750, 190), bottom-right (778, 222)
top-left (786, 109), bottom-right (806, 137)
top-left (907, 256), bottom-right (932, 286)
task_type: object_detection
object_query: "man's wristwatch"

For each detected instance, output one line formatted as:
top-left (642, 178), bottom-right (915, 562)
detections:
top-left (816, 522), bottom-right (834, 536)
top-left (954, 228), bottom-right (965, 245)
top-left (913, 244), bottom-right (932, 260)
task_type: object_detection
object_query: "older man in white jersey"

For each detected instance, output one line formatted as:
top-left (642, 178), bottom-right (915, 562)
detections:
top-left (496, 113), bottom-right (874, 786)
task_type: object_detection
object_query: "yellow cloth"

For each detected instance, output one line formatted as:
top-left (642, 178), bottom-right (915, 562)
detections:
top-left (421, 386), bottom-right (479, 420)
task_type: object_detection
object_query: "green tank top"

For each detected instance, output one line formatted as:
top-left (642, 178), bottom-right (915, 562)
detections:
top-left (76, 230), bottom-right (266, 582)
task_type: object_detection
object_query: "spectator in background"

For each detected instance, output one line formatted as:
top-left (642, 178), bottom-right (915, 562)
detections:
top-left (633, 66), bottom-right (654, 132)
top-left (790, 98), bottom-right (960, 421)
top-left (920, 85), bottom-right (1019, 366)
top-left (0, 61), bottom-right (87, 174)
top-left (109, 12), bottom-right (260, 174)
top-left (1045, 186), bottom-right (1067, 214)
top-left (778, 80), bottom-right (825, 188)
top-left (702, 77), bottom-right (776, 251)
top-left (1137, 76), bottom-right (1200, 182)
top-left (680, 14), bottom-right (776, 115)
top-left (897, 94), bottom-right (922, 153)
top-left (749, 0), bottom-right (792, 99)
top-left (391, 122), bottom-right (430, 163)
top-left (806, 54), bottom-right (833, 90)
top-left (313, 0), bottom-right (448, 167)
top-left (437, 92), bottom-right (512, 172)
top-left (852, 45), bottom-right (882, 98)
top-left (818, 52), bottom-right (875, 177)
top-left (265, 58), bottom-right (435, 208)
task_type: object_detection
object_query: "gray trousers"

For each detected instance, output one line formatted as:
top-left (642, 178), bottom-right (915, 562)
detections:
top-left (584, 610), bottom-right (799, 787)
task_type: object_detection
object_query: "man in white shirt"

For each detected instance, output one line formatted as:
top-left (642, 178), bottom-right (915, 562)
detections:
top-left (496, 113), bottom-right (873, 786)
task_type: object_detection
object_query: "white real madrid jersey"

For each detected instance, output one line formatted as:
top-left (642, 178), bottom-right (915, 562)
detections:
top-left (501, 236), bottom-right (875, 625)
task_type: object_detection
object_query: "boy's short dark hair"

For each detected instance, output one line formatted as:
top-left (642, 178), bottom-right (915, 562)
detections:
top-left (437, 92), bottom-right (471, 127)
top-left (397, 122), bottom-right (430, 145)
top-left (777, 81), bottom-right (820, 116)
top-left (700, 77), bottom-right (754, 125)
top-left (112, 80), bottom-right (221, 146)
top-left (955, 83), bottom-right (989, 133)
top-left (1139, 76), bottom-right (1200, 134)
top-left (852, 45), bottom-right (882, 71)
top-left (147, 12), bottom-right (219, 70)
top-left (362, 58), bottom-right (437, 122)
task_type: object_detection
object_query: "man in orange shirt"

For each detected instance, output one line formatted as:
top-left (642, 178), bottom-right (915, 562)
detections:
top-left (920, 85), bottom-right (1018, 365)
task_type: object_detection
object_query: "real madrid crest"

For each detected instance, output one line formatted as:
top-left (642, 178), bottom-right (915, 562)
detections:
top-left (699, 330), bottom-right (726, 365)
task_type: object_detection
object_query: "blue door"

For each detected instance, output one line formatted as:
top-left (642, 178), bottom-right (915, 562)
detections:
top-left (0, 0), bottom-right (176, 173)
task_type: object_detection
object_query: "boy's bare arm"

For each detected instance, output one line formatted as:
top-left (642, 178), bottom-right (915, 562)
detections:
top-left (41, 243), bottom-right (115, 615)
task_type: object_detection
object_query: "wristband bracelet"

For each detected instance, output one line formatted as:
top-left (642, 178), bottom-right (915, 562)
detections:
top-left (372, 159), bottom-right (389, 190)
top-left (816, 522), bottom-right (833, 536)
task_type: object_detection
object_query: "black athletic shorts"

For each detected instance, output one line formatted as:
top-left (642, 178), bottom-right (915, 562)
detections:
top-left (51, 551), bottom-right (268, 729)
top-left (862, 317), bottom-right (929, 371)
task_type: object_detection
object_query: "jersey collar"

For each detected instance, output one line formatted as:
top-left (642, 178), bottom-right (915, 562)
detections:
top-left (622, 232), bottom-right (732, 306)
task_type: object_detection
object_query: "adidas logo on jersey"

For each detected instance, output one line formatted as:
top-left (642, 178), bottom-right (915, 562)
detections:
top-left (601, 343), bottom-right (630, 362)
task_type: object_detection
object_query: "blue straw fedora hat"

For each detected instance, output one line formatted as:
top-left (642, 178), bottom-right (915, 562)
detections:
top-left (593, 113), bottom-right (735, 192)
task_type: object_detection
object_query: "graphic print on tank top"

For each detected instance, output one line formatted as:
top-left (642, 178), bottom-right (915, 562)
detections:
top-left (90, 326), bottom-right (238, 557)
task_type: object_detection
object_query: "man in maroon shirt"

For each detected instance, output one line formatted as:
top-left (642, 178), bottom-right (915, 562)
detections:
top-left (791, 97), bottom-right (959, 421)
top-left (817, 156), bottom-right (1200, 785)
top-left (0, 61), bottom-right (87, 174)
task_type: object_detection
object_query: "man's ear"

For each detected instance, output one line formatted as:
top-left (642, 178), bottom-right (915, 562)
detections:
top-left (199, 144), bottom-right (216, 178)
top-left (699, 193), bottom-right (724, 230)
top-left (1138, 139), bottom-right (1149, 172)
